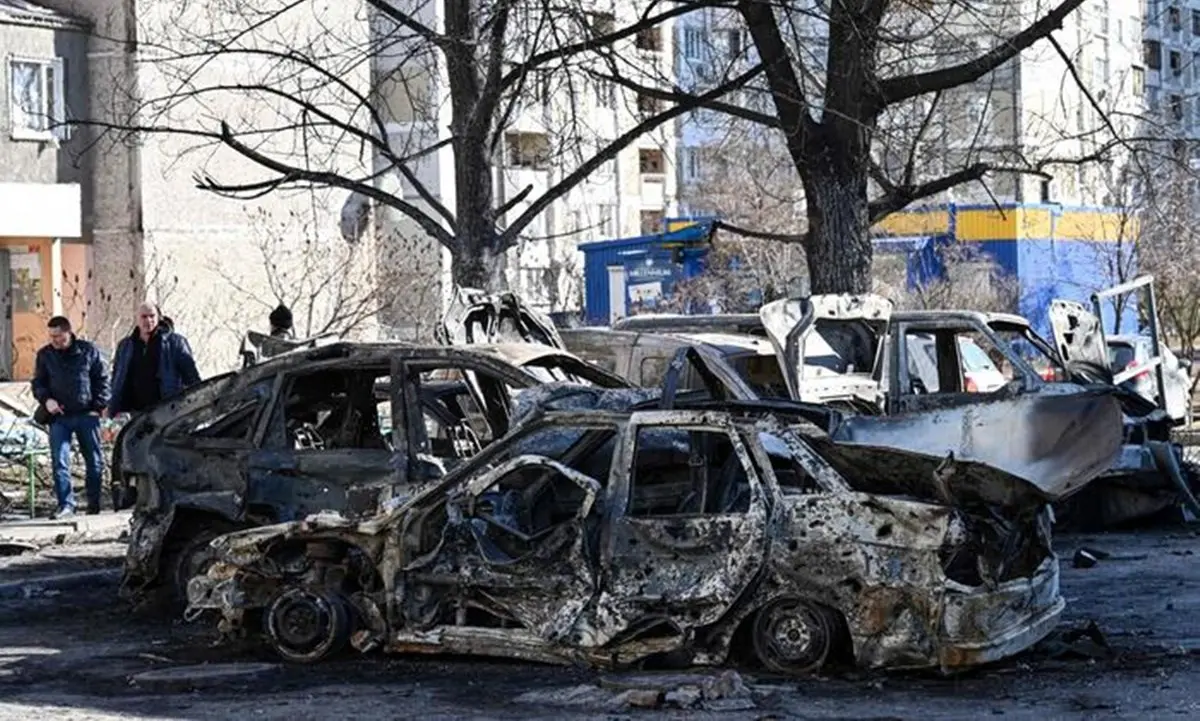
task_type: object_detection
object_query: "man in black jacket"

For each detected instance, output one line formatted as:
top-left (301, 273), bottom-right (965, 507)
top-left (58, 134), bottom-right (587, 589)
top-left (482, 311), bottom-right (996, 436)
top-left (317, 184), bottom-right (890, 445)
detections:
top-left (31, 316), bottom-right (110, 517)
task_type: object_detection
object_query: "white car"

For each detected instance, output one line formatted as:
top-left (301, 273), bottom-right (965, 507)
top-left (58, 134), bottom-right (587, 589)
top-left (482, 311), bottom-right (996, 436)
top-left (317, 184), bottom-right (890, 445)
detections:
top-left (1107, 335), bottom-right (1192, 422)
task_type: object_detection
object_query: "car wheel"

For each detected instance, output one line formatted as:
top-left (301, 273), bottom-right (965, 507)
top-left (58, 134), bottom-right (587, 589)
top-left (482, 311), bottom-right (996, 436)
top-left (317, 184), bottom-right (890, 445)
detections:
top-left (168, 523), bottom-right (237, 608)
top-left (263, 587), bottom-right (352, 663)
top-left (751, 598), bottom-right (836, 675)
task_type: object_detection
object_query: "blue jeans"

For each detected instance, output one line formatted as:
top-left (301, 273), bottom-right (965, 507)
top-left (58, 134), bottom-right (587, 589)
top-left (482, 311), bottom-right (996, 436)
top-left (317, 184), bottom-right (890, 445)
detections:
top-left (49, 413), bottom-right (104, 511)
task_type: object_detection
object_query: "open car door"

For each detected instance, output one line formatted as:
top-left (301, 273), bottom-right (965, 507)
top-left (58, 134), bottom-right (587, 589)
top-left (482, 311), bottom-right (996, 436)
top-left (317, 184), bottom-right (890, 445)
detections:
top-left (759, 294), bottom-right (892, 408)
top-left (1047, 300), bottom-right (1108, 370)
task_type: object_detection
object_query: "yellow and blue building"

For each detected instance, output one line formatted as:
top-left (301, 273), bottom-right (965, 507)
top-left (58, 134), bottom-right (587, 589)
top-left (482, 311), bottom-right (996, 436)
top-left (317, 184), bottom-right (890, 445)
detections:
top-left (578, 205), bottom-right (1139, 331)
top-left (874, 202), bottom-right (1139, 334)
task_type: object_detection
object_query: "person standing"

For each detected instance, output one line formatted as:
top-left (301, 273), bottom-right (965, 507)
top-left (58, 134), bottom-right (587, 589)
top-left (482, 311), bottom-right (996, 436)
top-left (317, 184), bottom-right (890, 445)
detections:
top-left (31, 316), bottom-right (110, 518)
top-left (268, 304), bottom-right (294, 338)
top-left (108, 302), bottom-right (202, 418)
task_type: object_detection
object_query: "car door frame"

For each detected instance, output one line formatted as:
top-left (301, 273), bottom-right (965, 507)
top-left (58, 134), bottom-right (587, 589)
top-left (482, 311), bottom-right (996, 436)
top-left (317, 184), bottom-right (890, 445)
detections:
top-left (591, 410), bottom-right (771, 647)
top-left (246, 356), bottom-right (402, 521)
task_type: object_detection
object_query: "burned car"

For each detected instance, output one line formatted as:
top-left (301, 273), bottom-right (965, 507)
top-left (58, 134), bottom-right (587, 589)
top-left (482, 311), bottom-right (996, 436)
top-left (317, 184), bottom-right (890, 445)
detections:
top-left (186, 388), bottom-right (1121, 674)
top-left (585, 281), bottom-right (1199, 529)
top-left (117, 340), bottom-right (630, 604)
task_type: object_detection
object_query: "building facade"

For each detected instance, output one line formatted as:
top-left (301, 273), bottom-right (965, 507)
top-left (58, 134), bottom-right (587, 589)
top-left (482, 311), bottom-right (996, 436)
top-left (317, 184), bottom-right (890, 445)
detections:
top-left (13, 0), bottom-right (377, 377)
top-left (371, 0), bottom-right (679, 323)
top-left (0, 0), bottom-right (91, 379)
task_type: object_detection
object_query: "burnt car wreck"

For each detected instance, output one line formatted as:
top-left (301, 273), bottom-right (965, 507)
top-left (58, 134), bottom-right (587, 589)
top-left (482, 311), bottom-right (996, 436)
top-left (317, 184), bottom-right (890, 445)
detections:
top-left (186, 382), bottom-right (1123, 675)
top-left (116, 340), bottom-right (631, 604)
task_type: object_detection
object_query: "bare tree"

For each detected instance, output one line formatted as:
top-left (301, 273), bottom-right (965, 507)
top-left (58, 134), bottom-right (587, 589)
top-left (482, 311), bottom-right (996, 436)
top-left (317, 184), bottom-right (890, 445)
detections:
top-left (874, 242), bottom-right (1018, 313)
top-left (656, 234), bottom-right (807, 315)
top-left (78, 0), bottom-right (760, 294)
top-left (614, 0), bottom-right (1125, 294)
top-left (208, 198), bottom-right (384, 343)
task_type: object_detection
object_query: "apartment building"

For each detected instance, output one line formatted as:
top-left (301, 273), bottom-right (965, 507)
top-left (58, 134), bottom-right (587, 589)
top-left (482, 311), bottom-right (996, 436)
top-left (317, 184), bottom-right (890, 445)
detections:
top-left (0, 0), bottom-right (92, 379)
top-left (1143, 0), bottom-right (1200, 146)
top-left (3, 0), bottom-right (375, 377)
top-left (371, 1), bottom-right (678, 320)
top-left (675, 2), bottom-right (1145, 210)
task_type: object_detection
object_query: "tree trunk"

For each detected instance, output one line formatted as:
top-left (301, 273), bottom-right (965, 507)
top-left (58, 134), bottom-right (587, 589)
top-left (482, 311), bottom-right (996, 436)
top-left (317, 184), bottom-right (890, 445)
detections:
top-left (451, 241), bottom-right (509, 291)
top-left (803, 157), bottom-right (874, 295)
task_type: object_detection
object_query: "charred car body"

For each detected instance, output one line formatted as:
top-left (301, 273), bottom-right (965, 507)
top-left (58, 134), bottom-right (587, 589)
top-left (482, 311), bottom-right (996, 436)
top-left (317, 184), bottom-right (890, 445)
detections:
top-left (185, 378), bottom-right (1123, 674)
top-left (117, 340), bottom-right (630, 603)
top-left (568, 281), bottom-right (1197, 529)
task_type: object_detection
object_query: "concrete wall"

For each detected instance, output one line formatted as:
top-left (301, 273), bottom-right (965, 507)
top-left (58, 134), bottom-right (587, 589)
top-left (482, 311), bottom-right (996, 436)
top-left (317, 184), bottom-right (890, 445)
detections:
top-left (38, 0), bottom-right (378, 375)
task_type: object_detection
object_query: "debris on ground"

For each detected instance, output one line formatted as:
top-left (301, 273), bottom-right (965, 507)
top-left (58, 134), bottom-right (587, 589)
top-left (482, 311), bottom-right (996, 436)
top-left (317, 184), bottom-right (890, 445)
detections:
top-left (1073, 547), bottom-right (1111, 568)
top-left (127, 662), bottom-right (282, 692)
top-left (1037, 620), bottom-right (1113, 660)
top-left (0, 541), bottom-right (36, 556)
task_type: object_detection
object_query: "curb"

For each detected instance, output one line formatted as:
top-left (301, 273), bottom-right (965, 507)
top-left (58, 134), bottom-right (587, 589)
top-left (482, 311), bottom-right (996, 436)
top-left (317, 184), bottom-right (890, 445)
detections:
top-left (0, 567), bottom-right (121, 601)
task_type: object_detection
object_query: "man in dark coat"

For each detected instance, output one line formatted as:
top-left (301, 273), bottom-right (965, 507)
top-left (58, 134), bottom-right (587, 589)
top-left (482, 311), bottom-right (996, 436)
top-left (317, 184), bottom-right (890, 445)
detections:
top-left (32, 316), bottom-right (110, 517)
top-left (108, 302), bottom-right (202, 418)
top-left (268, 304), bottom-right (294, 338)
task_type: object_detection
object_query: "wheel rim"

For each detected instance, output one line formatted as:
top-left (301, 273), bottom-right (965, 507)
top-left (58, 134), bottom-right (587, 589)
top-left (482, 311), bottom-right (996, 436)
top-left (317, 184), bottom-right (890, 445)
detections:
top-left (753, 599), bottom-right (832, 674)
top-left (265, 588), bottom-right (347, 662)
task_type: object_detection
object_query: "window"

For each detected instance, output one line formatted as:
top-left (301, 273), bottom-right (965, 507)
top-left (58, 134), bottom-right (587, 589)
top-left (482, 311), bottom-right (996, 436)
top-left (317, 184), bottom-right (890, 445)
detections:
top-left (628, 427), bottom-right (752, 517)
top-left (1132, 65), bottom-right (1145, 94)
top-left (636, 27), bottom-right (663, 53)
top-left (903, 330), bottom-right (1011, 395)
top-left (597, 204), bottom-right (616, 236)
top-left (272, 367), bottom-right (392, 451)
top-left (640, 209), bottom-right (665, 234)
top-left (505, 131), bottom-right (550, 169)
top-left (1194, 54), bottom-right (1200, 83)
top-left (9, 58), bottom-right (65, 140)
top-left (588, 12), bottom-right (614, 36)
top-left (1170, 5), bottom-right (1182, 30)
top-left (1040, 179), bottom-right (1052, 202)
top-left (639, 148), bottom-right (665, 175)
top-left (682, 27), bottom-right (704, 59)
top-left (594, 77), bottom-right (613, 109)
top-left (1147, 0), bottom-right (1161, 25)
top-left (679, 147), bottom-right (701, 181)
top-left (1193, 8), bottom-right (1200, 33)
top-left (726, 29), bottom-right (743, 56)
top-left (1149, 86), bottom-right (1160, 110)
top-left (166, 380), bottom-right (272, 443)
top-left (1145, 40), bottom-right (1162, 70)
top-left (637, 93), bottom-right (662, 117)
top-left (1093, 56), bottom-right (1110, 85)
top-left (1171, 50), bottom-right (1183, 75)
top-left (1171, 94), bottom-right (1185, 120)
top-left (1098, 0), bottom-right (1110, 34)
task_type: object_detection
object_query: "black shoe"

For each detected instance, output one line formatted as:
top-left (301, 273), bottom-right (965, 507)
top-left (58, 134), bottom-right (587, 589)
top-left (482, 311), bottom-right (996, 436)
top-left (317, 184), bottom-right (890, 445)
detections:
top-left (86, 504), bottom-right (100, 515)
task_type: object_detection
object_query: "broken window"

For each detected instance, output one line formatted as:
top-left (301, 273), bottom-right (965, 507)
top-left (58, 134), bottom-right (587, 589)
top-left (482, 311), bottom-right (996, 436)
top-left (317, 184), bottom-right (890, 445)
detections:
top-left (629, 427), bottom-right (752, 517)
top-left (903, 330), bottom-right (1012, 395)
top-left (165, 380), bottom-right (272, 443)
top-left (268, 366), bottom-right (393, 451)
top-left (746, 431), bottom-right (819, 495)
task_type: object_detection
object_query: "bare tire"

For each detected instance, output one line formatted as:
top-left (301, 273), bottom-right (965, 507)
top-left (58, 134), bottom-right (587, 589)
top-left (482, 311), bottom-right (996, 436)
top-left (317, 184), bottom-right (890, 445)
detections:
top-left (167, 522), bottom-right (238, 608)
top-left (263, 587), bottom-right (352, 663)
top-left (752, 598), bottom-right (837, 675)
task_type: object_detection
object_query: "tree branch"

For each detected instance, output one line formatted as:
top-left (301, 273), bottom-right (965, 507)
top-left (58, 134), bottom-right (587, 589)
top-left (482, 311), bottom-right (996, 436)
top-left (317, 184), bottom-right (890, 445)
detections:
top-left (502, 64), bottom-right (767, 244)
top-left (596, 68), bottom-right (779, 128)
top-left (207, 121), bottom-right (456, 249)
top-left (876, 0), bottom-right (1086, 107)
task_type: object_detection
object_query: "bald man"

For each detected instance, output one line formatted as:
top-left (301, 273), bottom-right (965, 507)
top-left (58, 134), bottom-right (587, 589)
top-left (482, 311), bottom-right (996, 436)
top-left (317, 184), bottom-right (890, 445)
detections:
top-left (108, 302), bottom-right (202, 418)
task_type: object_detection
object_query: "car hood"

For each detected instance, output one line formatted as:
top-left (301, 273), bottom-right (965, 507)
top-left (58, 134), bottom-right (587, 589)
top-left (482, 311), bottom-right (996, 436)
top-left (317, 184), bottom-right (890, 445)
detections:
top-left (808, 383), bottom-right (1124, 510)
top-left (437, 288), bottom-right (564, 349)
top-left (759, 294), bottom-right (893, 402)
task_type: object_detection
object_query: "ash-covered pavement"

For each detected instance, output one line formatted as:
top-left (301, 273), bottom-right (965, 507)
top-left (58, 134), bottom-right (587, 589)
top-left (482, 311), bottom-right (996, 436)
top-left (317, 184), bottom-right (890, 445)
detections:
top-left (0, 527), bottom-right (1197, 720)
